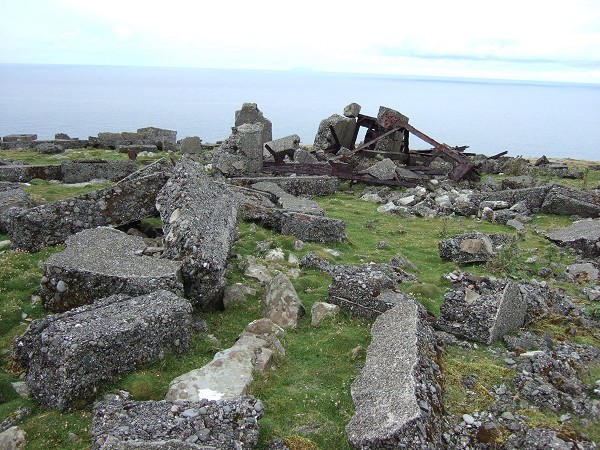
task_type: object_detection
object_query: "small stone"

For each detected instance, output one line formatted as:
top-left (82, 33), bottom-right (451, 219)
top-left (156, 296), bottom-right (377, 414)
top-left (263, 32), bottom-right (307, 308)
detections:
top-left (351, 345), bottom-right (363, 360)
top-left (463, 414), bottom-right (475, 425)
top-left (504, 358), bottom-right (516, 365)
top-left (559, 413), bottom-right (571, 423)
top-left (182, 408), bottom-right (199, 418)
top-left (56, 280), bottom-right (67, 293)
top-left (254, 400), bottom-right (264, 413)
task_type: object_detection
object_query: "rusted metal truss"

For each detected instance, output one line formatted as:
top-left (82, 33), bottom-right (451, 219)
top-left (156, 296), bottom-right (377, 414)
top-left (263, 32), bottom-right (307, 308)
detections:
top-left (264, 109), bottom-right (507, 185)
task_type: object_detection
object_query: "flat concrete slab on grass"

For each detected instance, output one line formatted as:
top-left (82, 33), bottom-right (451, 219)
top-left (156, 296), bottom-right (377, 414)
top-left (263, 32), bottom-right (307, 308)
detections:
top-left (545, 218), bottom-right (600, 258)
top-left (41, 227), bottom-right (183, 312)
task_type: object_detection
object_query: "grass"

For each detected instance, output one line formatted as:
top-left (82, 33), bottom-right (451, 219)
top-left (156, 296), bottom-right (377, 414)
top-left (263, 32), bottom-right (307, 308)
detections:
top-left (23, 179), bottom-right (115, 204)
top-left (0, 148), bottom-right (169, 166)
top-left (0, 158), bottom-right (598, 448)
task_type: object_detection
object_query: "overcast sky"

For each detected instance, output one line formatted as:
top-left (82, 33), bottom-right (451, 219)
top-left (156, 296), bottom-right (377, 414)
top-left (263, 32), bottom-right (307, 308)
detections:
top-left (1, 0), bottom-right (599, 84)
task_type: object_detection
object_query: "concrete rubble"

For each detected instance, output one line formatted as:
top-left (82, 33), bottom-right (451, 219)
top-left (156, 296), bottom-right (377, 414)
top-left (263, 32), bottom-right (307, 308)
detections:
top-left (235, 102), bottom-right (272, 145)
top-left (40, 227), bottom-right (184, 312)
top-left (545, 218), bottom-right (600, 258)
top-left (7, 158), bottom-right (172, 251)
top-left (92, 393), bottom-right (263, 450)
top-left (439, 233), bottom-right (514, 264)
top-left (12, 290), bottom-right (193, 410)
top-left (212, 123), bottom-right (265, 176)
top-left (436, 275), bottom-right (525, 344)
top-left (156, 156), bottom-right (240, 309)
top-left (313, 114), bottom-right (356, 153)
top-left (89, 127), bottom-right (177, 151)
top-left (346, 300), bottom-right (445, 449)
top-left (0, 182), bottom-right (29, 233)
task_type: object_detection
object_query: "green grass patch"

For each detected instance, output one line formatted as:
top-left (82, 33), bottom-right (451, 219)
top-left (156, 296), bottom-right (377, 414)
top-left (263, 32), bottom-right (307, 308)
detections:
top-left (23, 179), bottom-right (114, 204)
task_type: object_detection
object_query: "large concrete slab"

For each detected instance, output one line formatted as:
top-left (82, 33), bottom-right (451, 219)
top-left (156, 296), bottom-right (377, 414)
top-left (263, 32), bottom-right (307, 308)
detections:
top-left (346, 299), bottom-right (444, 449)
top-left (156, 156), bottom-right (240, 309)
top-left (41, 227), bottom-right (184, 312)
top-left (545, 218), bottom-right (600, 258)
top-left (7, 158), bottom-right (172, 252)
top-left (228, 175), bottom-right (339, 196)
top-left (12, 290), bottom-right (193, 410)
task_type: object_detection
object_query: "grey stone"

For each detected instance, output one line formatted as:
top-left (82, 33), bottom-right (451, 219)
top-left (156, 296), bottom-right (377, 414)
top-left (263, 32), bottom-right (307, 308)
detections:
top-left (359, 158), bottom-right (398, 180)
top-left (7, 159), bottom-right (172, 252)
top-left (264, 134), bottom-right (300, 154)
top-left (546, 218), bottom-right (600, 258)
top-left (136, 126), bottom-right (177, 151)
top-left (251, 181), bottom-right (323, 216)
top-left (92, 395), bottom-right (262, 450)
top-left (3, 134), bottom-right (37, 143)
top-left (346, 300), bottom-right (444, 449)
top-left (0, 426), bottom-right (26, 450)
top-left (12, 290), bottom-right (192, 409)
top-left (166, 319), bottom-right (283, 402)
top-left (0, 164), bottom-right (63, 183)
top-left (293, 148), bottom-right (319, 164)
top-left (179, 136), bottom-right (203, 155)
top-left (41, 227), bottom-right (184, 312)
top-left (157, 156), bottom-right (239, 309)
top-left (212, 124), bottom-right (264, 176)
top-left (279, 211), bottom-right (346, 243)
top-left (566, 262), bottom-right (599, 281)
top-left (234, 102), bottom-right (272, 144)
top-left (313, 114), bottom-right (356, 152)
top-left (34, 142), bottom-right (63, 154)
top-left (263, 272), bottom-right (305, 328)
top-left (343, 102), bottom-right (361, 118)
top-left (222, 283), bottom-right (256, 309)
top-left (436, 278), bottom-right (525, 344)
top-left (310, 302), bottom-right (339, 327)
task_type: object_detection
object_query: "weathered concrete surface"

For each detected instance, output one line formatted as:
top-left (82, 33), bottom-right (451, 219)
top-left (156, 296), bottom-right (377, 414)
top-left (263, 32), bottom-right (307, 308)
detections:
top-left (7, 159), bottom-right (172, 252)
top-left (436, 278), bottom-right (525, 344)
top-left (346, 300), bottom-right (444, 449)
top-left (179, 136), bottom-right (203, 155)
top-left (0, 164), bottom-right (63, 183)
top-left (279, 211), bottom-right (346, 243)
top-left (251, 181), bottom-right (324, 215)
top-left (313, 114), bottom-right (356, 153)
top-left (41, 227), bottom-right (184, 312)
top-left (439, 233), bottom-right (513, 264)
top-left (263, 272), bottom-right (305, 328)
top-left (545, 218), bottom-right (600, 258)
top-left (166, 319), bottom-right (283, 402)
top-left (0, 426), bottom-right (26, 450)
top-left (156, 156), bottom-right (240, 310)
top-left (0, 183), bottom-right (29, 233)
top-left (212, 123), bottom-right (265, 176)
top-left (328, 264), bottom-right (407, 318)
top-left (12, 291), bottom-right (193, 410)
top-left (92, 395), bottom-right (263, 450)
top-left (229, 175), bottom-right (339, 196)
top-left (541, 185), bottom-right (600, 218)
top-left (60, 159), bottom-right (137, 183)
top-left (91, 127), bottom-right (176, 151)
top-left (234, 102), bottom-right (272, 144)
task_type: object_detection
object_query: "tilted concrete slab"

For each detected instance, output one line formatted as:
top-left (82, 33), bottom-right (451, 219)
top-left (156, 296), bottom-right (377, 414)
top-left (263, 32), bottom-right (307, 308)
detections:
top-left (346, 299), bottom-right (444, 449)
top-left (41, 227), bottom-right (184, 312)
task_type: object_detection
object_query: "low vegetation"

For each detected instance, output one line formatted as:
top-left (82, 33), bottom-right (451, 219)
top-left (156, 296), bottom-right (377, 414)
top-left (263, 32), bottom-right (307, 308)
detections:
top-left (0, 157), bottom-right (598, 448)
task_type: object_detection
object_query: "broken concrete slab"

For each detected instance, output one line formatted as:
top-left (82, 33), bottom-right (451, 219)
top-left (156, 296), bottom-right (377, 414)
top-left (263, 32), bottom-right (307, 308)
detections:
top-left (12, 290), bottom-right (192, 410)
top-left (250, 181), bottom-right (324, 216)
top-left (359, 158), bottom-right (398, 180)
top-left (211, 123), bottom-right (265, 176)
top-left (328, 264), bottom-right (408, 319)
top-left (545, 218), bottom-right (600, 258)
top-left (156, 156), bottom-right (240, 310)
top-left (343, 102), bottom-right (361, 118)
top-left (7, 158), bottom-right (172, 252)
top-left (280, 211), bottom-right (346, 243)
top-left (92, 394), bottom-right (263, 450)
top-left (178, 136), bottom-right (203, 155)
top-left (346, 299), bottom-right (444, 449)
top-left (60, 159), bottom-right (138, 183)
top-left (541, 185), bottom-right (600, 218)
top-left (263, 272), bottom-right (305, 328)
top-left (264, 134), bottom-right (300, 155)
top-left (313, 114), bottom-right (356, 153)
top-left (439, 233), bottom-right (513, 264)
top-left (235, 102), bottom-right (272, 144)
top-left (436, 278), bottom-right (525, 344)
top-left (0, 183), bottom-right (29, 233)
top-left (166, 319), bottom-right (283, 402)
top-left (229, 175), bottom-right (339, 196)
top-left (0, 164), bottom-right (63, 183)
top-left (41, 227), bottom-right (184, 312)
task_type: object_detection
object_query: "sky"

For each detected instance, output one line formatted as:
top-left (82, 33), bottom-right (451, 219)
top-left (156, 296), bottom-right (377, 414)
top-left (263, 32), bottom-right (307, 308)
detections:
top-left (1, 0), bottom-right (599, 84)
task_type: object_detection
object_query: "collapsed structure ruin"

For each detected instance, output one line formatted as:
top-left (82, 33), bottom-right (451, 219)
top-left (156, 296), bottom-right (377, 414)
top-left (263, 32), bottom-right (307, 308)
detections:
top-left (1, 102), bottom-right (599, 449)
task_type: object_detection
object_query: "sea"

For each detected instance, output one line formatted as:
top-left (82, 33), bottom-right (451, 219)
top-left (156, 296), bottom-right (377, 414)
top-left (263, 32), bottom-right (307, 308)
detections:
top-left (0, 64), bottom-right (598, 161)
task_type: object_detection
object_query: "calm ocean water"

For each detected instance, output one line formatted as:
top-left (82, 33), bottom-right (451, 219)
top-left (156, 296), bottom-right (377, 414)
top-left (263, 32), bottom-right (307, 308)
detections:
top-left (0, 64), bottom-right (598, 161)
